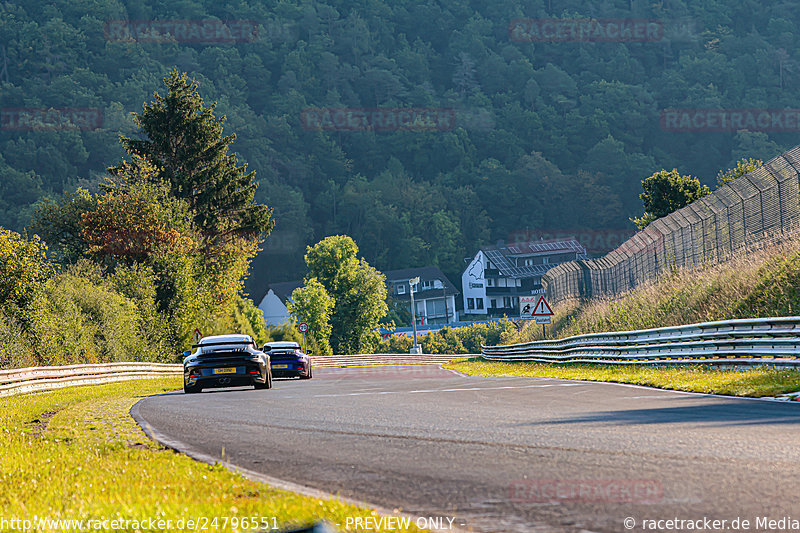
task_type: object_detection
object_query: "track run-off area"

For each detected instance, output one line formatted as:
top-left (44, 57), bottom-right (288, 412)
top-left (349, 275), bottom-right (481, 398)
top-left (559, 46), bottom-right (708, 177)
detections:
top-left (134, 365), bottom-right (800, 533)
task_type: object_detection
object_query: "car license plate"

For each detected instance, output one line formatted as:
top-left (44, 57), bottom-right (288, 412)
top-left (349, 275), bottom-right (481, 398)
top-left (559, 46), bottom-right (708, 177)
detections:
top-left (213, 367), bottom-right (237, 375)
top-left (272, 364), bottom-right (289, 369)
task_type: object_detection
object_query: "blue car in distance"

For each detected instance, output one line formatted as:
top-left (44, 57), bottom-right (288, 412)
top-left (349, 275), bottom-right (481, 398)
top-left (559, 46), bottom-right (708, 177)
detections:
top-left (263, 341), bottom-right (313, 379)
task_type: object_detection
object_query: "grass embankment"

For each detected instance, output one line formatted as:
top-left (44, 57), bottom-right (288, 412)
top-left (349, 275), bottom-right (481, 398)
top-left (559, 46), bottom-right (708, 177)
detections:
top-left (0, 378), bottom-right (424, 532)
top-left (510, 234), bottom-right (800, 343)
top-left (445, 359), bottom-right (800, 397)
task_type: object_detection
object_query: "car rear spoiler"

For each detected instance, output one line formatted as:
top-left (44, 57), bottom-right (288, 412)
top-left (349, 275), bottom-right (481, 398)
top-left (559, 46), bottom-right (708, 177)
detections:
top-left (191, 340), bottom-right (254, 349)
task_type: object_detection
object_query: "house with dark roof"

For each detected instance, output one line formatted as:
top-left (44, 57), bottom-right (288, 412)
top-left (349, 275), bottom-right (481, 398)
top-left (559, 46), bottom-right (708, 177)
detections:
top-left (257, 266), bottom-right (460, 327)
top-left (384, 266), bottom-right (460, 326)
top-left (461, 239), bottom-right (587, 317)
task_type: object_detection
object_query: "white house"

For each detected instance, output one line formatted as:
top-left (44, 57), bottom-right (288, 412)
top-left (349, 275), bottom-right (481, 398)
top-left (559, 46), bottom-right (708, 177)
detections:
top-left (257, 280), bottom-right (303, 326)
top-left (384, 266), bottom-right (459, 326)
top-left (462, 239), bottom-right (586, 317)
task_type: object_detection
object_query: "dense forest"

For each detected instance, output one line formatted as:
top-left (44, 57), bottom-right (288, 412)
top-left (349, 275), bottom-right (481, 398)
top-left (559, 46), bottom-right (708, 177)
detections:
top-left (1, 0), bottom-right (798, 297)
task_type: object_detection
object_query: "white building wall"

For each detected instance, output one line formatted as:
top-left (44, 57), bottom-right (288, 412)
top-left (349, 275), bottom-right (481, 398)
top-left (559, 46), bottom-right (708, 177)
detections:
top-left (257, 289), bottom-right (291, 326)
top-left (461, 251), bottom-right (487, 314)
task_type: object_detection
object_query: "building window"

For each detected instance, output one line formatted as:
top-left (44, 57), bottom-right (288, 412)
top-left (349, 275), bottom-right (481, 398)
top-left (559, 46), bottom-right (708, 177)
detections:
top-left (503, 296), bottom-right (511, 308)
top-left (487, 278), bottom-right (494, 287)
top-left (467, 298), bottom-right (475, 310)
top-left (397, 284), bottom-right (406, 294)
top-left (542, 257), bottom-right (549, 264)
top-left (476, 298), bottom-right (484, 310)
top-left (422, 280), bottom-right (432, 289)
top-left (490, 299), bottom-right (497, 308)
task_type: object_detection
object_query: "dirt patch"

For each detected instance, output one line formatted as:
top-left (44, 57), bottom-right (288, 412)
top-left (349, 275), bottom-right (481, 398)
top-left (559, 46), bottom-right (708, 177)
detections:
top-left (26, 410), bottom-right (59, 438)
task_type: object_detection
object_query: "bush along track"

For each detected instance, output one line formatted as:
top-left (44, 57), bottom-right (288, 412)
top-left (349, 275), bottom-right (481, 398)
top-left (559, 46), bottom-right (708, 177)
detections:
top-left (445, 358), bottom-right (800, 399)
top-left (0, 378), bottom-right (425, 532)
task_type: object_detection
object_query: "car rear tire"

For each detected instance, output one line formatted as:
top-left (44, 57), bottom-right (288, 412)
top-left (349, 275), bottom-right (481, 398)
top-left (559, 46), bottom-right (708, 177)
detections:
top-left (300, 366), bottom-right (313, 379)
top-left (254, 371), bottom-right (273, 390)
top-left (184, 382), bottom-right (202, 394)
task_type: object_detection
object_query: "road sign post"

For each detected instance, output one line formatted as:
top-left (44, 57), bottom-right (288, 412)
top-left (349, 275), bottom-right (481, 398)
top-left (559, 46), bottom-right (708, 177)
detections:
top-left (297, 322), bottom-right (309, 353)
top-left (520, 295), bottom-right (553, 339)
top-left (409, 277), bottom-right (422, 354)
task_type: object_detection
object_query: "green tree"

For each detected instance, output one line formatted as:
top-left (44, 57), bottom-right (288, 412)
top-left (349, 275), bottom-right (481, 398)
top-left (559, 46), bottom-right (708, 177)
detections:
top-left (109, 72), bottom-right (275, 332)
top-left (113, 70), bottom-right (273, 244)
top-left (632, 170), bottom-right (711, 229)
top-left (304, 236), bottom-right (388, 354)
top-left (716, 158), bottom-right (763, 187)
top-left (305, 235), bottom-right (359, 294)
top-left (288, 278), bottom-right (335, 355)
top-left (0, 229), bottom-right (53, 324)
top-left (31, 188), bottom-right (97, 264)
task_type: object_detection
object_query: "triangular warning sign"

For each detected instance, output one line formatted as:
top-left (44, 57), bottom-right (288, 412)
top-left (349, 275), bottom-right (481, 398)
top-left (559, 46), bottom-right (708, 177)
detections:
top-left (531, 296), bottom-right (553, 316)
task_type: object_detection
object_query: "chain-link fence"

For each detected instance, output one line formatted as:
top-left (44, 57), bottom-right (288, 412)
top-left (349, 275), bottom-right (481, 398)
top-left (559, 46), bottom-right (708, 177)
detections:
top-left (543, 146), bottom-right (800, 303)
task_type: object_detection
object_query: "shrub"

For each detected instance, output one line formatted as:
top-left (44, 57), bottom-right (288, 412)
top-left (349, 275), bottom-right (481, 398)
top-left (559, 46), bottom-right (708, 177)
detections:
top-left (376, 334), bottom-right (413, 353)
top-left (0, 229), bottom-right (52, 324)
top-left (231, 296), bottom-right (269, 346)
top-left (374, 319), bottom-right (516, 354)
top-left (0, 314), bottom-right (32, 368)
top-left (264, 322), bottom-right (304, 344)
top-left (28, 270), bottom-right (156, 366)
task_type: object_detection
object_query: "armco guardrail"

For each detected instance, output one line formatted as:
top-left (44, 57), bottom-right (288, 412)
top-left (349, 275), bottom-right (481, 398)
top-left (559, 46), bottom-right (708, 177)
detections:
top-left (0, 362), bottom-right (182, 398)
top-left (310, 354), bottom-right (464, 368)
top-left (481, 317), bottom-right (800, 366)
top-left (0, 355), bottom-right (465, 398)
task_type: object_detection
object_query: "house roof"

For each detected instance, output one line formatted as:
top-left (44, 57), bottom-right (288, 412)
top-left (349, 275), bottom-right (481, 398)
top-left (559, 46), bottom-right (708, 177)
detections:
top-left (268, 279), bottom-right (304, 303)
top-left (383, 266), bottom-right (460, 300)
top-left (479, 239), bottom-right (586, 279)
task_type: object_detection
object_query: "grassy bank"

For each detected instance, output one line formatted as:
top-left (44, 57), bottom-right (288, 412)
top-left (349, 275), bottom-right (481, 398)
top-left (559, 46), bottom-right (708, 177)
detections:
top-left (445, 359), bottom-right (800, 397)
top-left (508, 233), bottom-right (800, 343)
top-left (0, 379), bottom-right (424, 532)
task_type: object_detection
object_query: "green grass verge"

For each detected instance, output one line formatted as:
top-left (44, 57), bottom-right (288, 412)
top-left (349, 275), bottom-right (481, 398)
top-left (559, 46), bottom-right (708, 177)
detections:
top-left (445, 358), bottom-right (800, 397)
top-left (0, 378), bottom-right (425, 532)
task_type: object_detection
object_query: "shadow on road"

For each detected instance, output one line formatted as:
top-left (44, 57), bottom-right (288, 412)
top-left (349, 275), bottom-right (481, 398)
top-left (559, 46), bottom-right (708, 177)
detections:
top-left (528, 401), bottom-right (800, 427)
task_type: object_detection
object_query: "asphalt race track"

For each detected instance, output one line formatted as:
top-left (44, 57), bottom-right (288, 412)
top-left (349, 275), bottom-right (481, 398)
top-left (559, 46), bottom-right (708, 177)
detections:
top-left (134, 366), bottom-right (800, 532)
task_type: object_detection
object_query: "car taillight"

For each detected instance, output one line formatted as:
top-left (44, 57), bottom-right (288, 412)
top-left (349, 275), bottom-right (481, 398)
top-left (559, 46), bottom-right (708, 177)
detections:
top-left (249, 369), bottom-right (260, 374)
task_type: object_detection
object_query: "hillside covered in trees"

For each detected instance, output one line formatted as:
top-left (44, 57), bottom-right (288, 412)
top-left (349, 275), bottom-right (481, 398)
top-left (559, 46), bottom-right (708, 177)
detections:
top-left (1, 0), bottom-right (798, 296)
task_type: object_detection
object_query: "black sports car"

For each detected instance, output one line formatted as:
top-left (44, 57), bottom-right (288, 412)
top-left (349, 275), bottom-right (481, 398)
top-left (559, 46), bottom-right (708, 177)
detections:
top-left (263, 341), bottom-right (313, 379)
top-left (183, 334), bottom-right (272, 393)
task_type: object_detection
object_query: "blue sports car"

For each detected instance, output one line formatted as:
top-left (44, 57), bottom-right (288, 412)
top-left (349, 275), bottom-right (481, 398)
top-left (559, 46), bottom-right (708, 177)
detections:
top-left (263, 341), bottom-right (313, 379)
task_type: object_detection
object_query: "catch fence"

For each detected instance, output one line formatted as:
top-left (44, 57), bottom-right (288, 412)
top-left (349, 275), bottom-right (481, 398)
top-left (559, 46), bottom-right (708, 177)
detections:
top-left (543, 146), bottom-right (800, 302)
